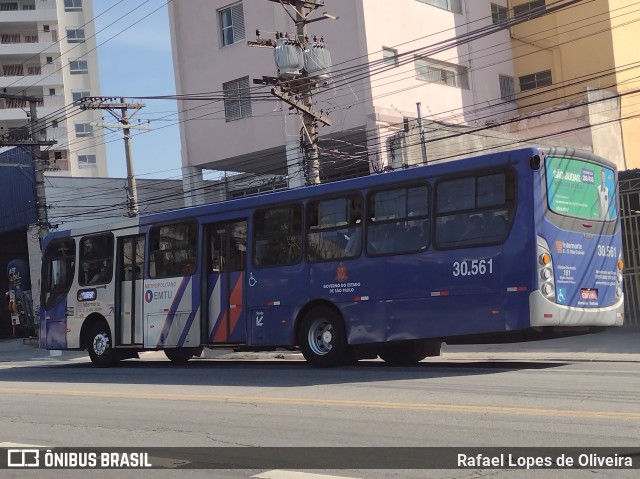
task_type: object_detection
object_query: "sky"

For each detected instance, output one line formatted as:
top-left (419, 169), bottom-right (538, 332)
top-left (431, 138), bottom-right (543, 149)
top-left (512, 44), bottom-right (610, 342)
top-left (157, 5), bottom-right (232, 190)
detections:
top-left (93, 0), bottom-right (181, 180)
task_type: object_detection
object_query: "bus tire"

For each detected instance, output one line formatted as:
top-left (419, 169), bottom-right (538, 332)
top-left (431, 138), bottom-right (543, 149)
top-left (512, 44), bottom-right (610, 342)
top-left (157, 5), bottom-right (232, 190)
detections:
top-left (378, 341), bottom-right (441, 365)
top-left (164, 347), bottom-right (202, 364)
top-left (299, 306), bottom-right (350, 367)
top-left (87, 322), bottom-right (117, 368)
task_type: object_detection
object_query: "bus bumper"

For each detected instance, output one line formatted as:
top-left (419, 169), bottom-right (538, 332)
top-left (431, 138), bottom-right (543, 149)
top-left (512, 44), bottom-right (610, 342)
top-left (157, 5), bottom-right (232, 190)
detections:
top-left (529, 291), bottom-right (625, 327)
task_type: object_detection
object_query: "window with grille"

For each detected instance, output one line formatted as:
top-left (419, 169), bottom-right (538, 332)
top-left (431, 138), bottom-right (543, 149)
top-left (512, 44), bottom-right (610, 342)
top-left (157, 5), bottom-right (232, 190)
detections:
top-left (415, 57), bottom-right (469, 89)
top-left (499, 74), bottom-right (515, 101)
top-left (519, 69), bottom-right (551, 91)
top-left (417, 0), bottom-right (462, 14)
top-left (70, 59), bottom-right (88, 74)
top-left (75, 123), bottom-right (93, 137)
top-left (78, 154), bottom-right (96, 168)
top-left (64, 0), bottom-right (82, 11)
top-left (67, 28), bottom-right (85, 43)
top-left (513, 0), bottom-right (545, 17)
top-left (491, 3), bottom-right (508, 23)
top-left (383, 47), bottom-right (399, 68)
top-left (219, 2), bottom-right (245, 47)
top-left (223, 76), bottom-right (252, 122)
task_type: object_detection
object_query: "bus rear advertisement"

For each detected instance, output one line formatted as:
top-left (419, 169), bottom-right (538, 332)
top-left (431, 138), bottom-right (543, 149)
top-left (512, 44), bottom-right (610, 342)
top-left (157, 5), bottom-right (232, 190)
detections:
top-left (39, 147), bottom-right (624, 367)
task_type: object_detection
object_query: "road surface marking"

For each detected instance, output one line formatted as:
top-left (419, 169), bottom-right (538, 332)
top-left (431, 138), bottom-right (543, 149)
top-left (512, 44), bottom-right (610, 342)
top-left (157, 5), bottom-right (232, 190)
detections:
top-left (3, 387), bottom-right (640, 421)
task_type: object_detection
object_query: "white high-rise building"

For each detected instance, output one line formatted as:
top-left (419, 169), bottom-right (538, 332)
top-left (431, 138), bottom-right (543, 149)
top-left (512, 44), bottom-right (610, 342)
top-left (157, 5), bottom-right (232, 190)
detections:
top-left (0, 0), bottom-right (107, 176)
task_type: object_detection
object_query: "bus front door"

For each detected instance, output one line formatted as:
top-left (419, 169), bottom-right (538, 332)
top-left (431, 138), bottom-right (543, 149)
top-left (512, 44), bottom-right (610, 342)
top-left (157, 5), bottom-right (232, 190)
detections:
top-left (204, 220), bottom-right (248, 344)
top-left (116, 235), bottom-right (145, 346)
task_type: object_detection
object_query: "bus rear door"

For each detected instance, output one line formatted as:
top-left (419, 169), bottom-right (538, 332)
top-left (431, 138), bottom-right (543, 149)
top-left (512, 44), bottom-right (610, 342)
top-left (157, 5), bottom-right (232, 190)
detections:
top-left (205, 220), bottom-right (248, 344)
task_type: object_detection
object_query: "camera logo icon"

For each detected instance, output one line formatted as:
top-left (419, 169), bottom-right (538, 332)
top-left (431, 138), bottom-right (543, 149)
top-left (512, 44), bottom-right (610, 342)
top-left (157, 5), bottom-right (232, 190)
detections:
top-left (7, 449), bottom-right (40, 468)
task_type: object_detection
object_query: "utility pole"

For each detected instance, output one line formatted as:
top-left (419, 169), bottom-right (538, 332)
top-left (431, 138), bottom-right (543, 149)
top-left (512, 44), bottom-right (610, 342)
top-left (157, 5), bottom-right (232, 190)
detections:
top-left (416, 102), bottom-right (428, 164)
top-left (251, 0), bottom-right (335, 185)
top-left (0, 94), bottom-right (56, 241)
top-left (80, 97), bottom-right (145, 217)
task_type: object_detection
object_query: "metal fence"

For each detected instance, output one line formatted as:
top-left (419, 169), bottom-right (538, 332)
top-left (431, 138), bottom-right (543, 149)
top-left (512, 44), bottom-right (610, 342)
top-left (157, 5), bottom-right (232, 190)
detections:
top-left (619, 170), bottom-right (640, 325)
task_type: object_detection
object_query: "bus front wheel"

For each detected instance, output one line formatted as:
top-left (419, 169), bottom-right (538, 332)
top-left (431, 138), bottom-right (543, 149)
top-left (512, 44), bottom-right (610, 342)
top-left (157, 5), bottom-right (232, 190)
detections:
top-left (378, 341), bottom-right (441, 365)
top-left (164, 347), bottom-right (202, 364)
top-left (299, 306), bottom-right (350, 367)
top-left (87, 322), bottom-right (117, 368)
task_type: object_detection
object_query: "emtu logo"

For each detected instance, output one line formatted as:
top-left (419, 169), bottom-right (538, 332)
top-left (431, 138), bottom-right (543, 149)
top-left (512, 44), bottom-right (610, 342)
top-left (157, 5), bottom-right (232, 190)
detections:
top-left (555, 241), bottom-right (564, 254)
top-left (145, 290), bottom-right (154, 303)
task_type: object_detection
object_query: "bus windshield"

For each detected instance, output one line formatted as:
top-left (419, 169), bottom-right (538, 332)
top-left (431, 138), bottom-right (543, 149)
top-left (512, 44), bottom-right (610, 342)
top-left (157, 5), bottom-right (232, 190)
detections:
top-left (546, 156), bottom-right (617, 221)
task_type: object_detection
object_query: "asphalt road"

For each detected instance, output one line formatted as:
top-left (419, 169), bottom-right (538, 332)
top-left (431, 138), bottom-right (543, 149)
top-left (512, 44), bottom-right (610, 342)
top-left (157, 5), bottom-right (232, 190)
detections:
top-left (1, 350), bottom-right (639, 479)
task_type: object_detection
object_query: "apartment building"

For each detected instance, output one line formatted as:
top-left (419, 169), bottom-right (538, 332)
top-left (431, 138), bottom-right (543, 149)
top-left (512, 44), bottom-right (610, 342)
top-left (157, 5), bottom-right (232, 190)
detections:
top-left (0, 0), bottom-right (107, 176)
top-left (169, 0), bottom-right (518, 195)
top-left (505, 0), bottom-right (638, 170)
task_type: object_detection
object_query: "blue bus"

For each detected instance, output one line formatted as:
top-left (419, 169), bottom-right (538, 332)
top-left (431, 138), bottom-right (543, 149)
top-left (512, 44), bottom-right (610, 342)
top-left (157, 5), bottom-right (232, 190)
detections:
top-left (39, 147), bottom-right (624, 367)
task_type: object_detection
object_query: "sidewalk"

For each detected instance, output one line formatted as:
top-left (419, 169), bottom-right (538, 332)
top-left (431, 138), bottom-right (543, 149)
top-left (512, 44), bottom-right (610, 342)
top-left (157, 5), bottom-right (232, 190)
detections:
top-left (1, 326), bottom-right (639, 364)
top-left (440, 326), bottom-right (640, 363)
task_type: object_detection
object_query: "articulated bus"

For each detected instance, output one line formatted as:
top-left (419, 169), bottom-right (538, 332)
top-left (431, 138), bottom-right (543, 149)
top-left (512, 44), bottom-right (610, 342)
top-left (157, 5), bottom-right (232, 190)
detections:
top-left (39, 147), bottom-right (624, 367)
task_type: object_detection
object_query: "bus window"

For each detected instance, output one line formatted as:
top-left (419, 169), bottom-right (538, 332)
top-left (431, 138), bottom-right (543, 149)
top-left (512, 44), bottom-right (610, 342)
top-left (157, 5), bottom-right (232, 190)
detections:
top-left (79, 234), bottom-right (114, 286)
top-left (41, 239), bottom-right (76, 310)
top-left (435, 171), bottom-right (515, 248)
top-left (546, 157), bottom-right (617, 221)
top-left (366, 185), bottom-right (429, 255)
top-left (149, 222), bottom-right (197, 278)
top-left (253, 204), bottom-right (302, 267)
top-left (307, 195), bottom-right (362, 261)
top-left (208, 221), bottom-right (248, 272)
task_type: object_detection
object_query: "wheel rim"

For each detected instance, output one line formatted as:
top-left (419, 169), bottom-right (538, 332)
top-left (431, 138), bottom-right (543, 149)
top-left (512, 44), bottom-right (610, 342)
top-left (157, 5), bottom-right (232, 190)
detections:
top-left (93, 332), bottom-right (109, 356)
top-left (307, 318), bottom-right (333, 356)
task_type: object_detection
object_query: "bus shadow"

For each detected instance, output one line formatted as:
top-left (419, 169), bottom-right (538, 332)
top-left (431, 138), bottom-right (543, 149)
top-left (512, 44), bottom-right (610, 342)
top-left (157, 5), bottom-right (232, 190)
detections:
top-left (0, 357), bottom-right (569, 387)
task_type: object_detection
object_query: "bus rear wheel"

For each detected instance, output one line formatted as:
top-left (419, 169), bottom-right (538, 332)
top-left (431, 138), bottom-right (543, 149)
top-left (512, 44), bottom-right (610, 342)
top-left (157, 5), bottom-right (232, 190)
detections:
top-left (378, 341), bottom-right (441, 365)
top-left (87, 322), bottom-right (117, 368)
top-left (164, 347), bottom-right (202, 364)
top-left (299, 306), bottom-right (350, 367)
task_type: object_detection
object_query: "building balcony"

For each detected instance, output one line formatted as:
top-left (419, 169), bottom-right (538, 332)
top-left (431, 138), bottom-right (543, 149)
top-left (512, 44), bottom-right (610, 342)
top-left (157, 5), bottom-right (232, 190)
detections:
top-left (0, 61), bottom-right (62, 88)
top-left (0, 0), bottom-right (57, 22)
top-left (0, 30), bottom-right (59, 55)
top-left (42, 149), bottom-right (69, 174)
top-left (41, 126), bottom-right (68, 142)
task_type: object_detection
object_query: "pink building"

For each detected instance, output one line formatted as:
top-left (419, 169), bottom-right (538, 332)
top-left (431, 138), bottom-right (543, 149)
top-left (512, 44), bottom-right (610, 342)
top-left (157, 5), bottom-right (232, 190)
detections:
top-left (168, 0), bottom-right (516, 199)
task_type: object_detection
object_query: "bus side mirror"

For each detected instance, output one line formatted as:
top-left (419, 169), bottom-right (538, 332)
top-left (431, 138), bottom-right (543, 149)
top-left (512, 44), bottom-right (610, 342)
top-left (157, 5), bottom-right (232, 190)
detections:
top-left (530, 155), bottom-right (541, 170)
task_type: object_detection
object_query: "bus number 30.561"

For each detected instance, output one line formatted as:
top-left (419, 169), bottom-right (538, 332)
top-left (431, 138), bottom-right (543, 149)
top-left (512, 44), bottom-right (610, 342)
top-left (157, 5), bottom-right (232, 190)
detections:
top-left (453, 259), bottom-right (494, 277)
